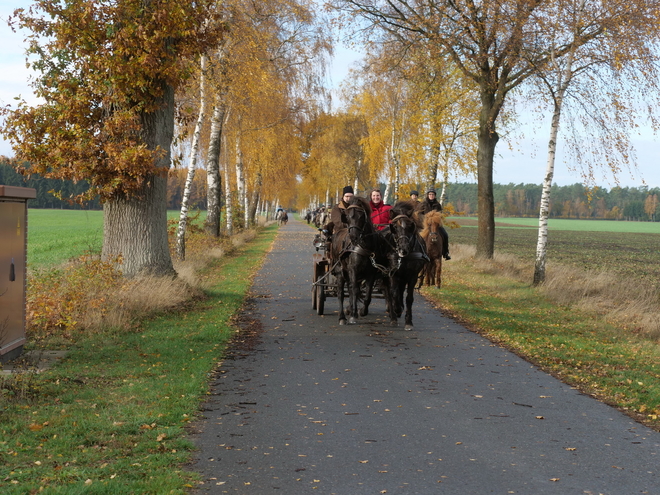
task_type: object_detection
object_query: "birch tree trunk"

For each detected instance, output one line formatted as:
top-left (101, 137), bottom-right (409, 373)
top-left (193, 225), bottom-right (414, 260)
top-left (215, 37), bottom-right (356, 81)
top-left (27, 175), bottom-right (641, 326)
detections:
top-left (224, 131), bottom-right (233, 235)
top-left (234, 132), bottom-right (246, 229)
top-left (533, 56), bottom-right (574, 285)
top-left (176, 56), bottom-right (206, 260)
top-left (249, 173), bottom-right (262, 226)
top-left (205, 102), bottom-right (226, 237)
top-left (383, 177), bottom-right (391, 205)
top-left (439, 153), bottom-right (450, 205)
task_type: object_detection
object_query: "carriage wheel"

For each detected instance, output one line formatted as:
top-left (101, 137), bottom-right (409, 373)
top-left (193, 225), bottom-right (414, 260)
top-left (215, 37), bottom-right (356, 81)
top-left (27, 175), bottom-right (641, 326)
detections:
top-left (316, 285), bottom-right (325, 315)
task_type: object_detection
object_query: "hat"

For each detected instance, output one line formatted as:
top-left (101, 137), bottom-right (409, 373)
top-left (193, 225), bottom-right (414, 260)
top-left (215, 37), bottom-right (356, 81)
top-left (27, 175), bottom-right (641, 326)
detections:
top-left (427, 188), bottom-right (436, 194)
top-left (410, 190), bottom-right (419, 196)
top-left (343, 186), bottom-right (354, 195)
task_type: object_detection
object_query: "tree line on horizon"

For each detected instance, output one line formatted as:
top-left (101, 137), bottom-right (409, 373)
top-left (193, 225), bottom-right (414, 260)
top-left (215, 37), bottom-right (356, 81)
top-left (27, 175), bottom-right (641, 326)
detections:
top-left (447, 182), bottom-right (660, 222)
top-left (6, 161), bottom-right (659, 223)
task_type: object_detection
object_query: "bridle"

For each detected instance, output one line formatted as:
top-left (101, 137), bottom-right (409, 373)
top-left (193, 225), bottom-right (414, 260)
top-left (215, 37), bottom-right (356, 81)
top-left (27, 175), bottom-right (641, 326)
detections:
top-left (390, 214), bottom-right (416, 255)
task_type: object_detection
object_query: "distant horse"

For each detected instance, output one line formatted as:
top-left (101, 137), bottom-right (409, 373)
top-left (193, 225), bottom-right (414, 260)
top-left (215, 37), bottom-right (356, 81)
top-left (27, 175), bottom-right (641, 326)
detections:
top-left (277, 210), bottom-right (288, 226)
top-left (330, 196), bottom-right (387, 325)
top-left (383, 201), bottom-right (428, 330)
top-left (314, 209), bottom-right (328, 228)
top-left (420, 210), bottom-right (444, 288)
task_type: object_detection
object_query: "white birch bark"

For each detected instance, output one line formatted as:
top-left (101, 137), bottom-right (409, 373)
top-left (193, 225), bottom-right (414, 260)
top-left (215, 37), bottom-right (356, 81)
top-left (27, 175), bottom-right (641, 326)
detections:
top-left (383, 177), bottom-right (391, 205)
top-left (223, 131), bottom-right (233, 235)
top-left (534, 42), bottom-right (578, 285)
top-left (235, 133), bottom-right (245, 206)
top-left (176, 55), bottom-right (206, 260)
top-left (205, 102), bottom-right (225, 237)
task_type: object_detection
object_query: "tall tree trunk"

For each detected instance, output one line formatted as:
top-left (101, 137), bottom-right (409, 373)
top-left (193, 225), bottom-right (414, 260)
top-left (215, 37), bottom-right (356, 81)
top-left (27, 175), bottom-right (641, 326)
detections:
top-left (177, 56), bottom-right (207, 260)
top-left (533, 106), bottom-right (559, 285)
top-left (249, 172), bottom-right (262, 225)
top-left (439, 152), bottom-right (450, 205)
top-left (205, 102), bottom-right (225, 237)
top-left (475, 91), bottom-right (499, 259)
top-left (103, 84), bottom-right (175, 277)
top-left (224, 131), bottom-right (233, 235)
top-left (534, 44), bottom-right (576, 285)
top-left (234, 132), bottom-right (246, 228)
top-left (383, 175), bottom-right (391, 205)
top-left (389, 129), bottom-right (400, 201)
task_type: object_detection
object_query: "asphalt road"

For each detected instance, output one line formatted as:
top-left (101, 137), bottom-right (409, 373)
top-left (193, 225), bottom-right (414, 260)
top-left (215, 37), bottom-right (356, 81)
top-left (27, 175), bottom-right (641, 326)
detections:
top-left (189, 217), bottom-right (659, 494)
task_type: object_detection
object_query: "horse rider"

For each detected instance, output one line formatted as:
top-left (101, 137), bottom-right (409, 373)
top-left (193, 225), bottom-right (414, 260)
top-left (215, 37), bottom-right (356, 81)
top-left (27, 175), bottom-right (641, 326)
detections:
top-left (370, 188), bottom-right (391, 231)
top-left (320, 186), bottom-right (354, 261)
top-left (410, 190), bottom-right (420, 202)
top-left (420, 188), bottom-right (451, 260)
top-left (324, 186), bottom-right (354, 234)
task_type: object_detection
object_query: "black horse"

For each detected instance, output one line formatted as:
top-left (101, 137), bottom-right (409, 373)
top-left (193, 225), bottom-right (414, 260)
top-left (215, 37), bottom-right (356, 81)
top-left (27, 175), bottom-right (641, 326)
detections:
top-left (329, 196), bottom-right (387, 325)
top-left (382, 201), bottom-right (428, 330)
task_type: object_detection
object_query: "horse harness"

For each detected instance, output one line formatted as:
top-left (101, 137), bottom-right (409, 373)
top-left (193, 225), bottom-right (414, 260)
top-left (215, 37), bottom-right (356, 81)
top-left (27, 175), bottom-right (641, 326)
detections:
top-left (389, 214), bottom-right (430, 263)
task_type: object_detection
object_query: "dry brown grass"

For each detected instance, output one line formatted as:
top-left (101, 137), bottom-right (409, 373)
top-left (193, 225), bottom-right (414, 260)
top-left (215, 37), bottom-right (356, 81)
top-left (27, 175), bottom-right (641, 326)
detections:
top-left (27, 228), bottom-right (263, 340)
top-left (450, 243), bottom-right (660, 339)
top-left (81, 274), bottom-right (203, 331)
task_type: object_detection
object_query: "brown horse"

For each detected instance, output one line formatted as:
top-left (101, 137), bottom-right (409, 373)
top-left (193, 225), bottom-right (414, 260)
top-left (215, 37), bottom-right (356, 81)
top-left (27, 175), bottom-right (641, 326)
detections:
top-left (420, 210), bottom-right (444, 288)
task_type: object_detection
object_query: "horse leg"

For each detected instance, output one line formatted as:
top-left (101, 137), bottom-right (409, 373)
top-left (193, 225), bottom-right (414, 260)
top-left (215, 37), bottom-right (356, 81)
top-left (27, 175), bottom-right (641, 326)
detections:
top-left (359, 275), bottom-right (376, 317)
top-left (404, 277), bottom-right (416, 331)
top-left (394, 277), bottom-right (404, 318)
top-left (337, 271), bottom-right (347, 325)
top-left (382, 277), bottom-right (398, 326)
top-left (435, 258), bottom-right (442, 288)
top-left (348, 271), bottom-right (359, 324)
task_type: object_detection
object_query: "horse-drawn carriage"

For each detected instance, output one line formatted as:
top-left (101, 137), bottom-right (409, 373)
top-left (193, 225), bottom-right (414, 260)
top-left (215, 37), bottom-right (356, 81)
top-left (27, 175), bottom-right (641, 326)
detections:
top-left (310, 197), bottom-right (443, 330)
top-left (311, 231), bottom-right (388, 316)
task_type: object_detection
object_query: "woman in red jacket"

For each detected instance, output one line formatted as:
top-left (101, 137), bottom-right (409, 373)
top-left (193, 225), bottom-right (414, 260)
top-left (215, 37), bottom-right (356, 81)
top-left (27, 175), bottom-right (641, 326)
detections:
top-left (370, 189), bottom-right (391, 230)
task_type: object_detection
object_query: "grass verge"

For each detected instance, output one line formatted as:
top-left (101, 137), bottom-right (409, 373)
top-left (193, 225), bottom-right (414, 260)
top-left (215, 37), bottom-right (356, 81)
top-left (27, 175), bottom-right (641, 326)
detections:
top-left (423, 244), bottom-right (660, 431)
top-left (0, 224), bottom-right (278, 494)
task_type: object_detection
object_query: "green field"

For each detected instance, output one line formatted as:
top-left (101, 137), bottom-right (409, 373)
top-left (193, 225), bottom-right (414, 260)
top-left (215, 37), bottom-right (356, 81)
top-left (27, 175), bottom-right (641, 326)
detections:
top-left (448, 217), bottom-right (660, 286)
top-left (27, 209), bottom-right (205, 268)
top-left (27, 209), bottom-right (104, 268)
top-left (451, 216), bottom-right (660, 233)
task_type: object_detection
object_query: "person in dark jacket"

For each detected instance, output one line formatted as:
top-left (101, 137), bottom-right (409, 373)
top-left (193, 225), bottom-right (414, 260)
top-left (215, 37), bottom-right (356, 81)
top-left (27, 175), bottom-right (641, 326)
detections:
top-left (420, 189), bottom-right (442, 214)
top-left (328, 186), bottom-right (354, 231)
top-left (322, 186), bottom-right (355, 262)
top-left (420, 189), bottom-right (451, 260)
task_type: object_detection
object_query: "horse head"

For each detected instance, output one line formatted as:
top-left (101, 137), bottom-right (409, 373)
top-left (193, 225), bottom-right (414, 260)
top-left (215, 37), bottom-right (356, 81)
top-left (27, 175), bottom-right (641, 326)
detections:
top-left (422, 210), bottom-right (443, 244)
top-left (390, 214), bottom-right (417, 257)
top-left (342, 196), bottom-right (373, 245)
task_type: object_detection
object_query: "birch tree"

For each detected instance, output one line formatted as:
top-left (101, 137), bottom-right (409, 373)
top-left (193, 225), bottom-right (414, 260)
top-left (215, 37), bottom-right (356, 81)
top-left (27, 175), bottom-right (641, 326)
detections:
top-left (177, 56), bottom-right (208, 260)
top-left (529, 0), bottom-right (660, 285)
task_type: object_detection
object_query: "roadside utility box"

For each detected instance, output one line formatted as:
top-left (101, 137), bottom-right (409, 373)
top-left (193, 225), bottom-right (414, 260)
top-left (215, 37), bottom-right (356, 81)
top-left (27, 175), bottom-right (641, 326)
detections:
top-left (0, 185), bottom-right (36, 363)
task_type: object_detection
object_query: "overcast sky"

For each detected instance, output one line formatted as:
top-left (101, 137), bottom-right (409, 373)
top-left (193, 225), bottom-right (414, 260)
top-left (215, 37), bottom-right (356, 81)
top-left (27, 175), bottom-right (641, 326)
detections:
top-left (2, 1), bottom-right (659, 189)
